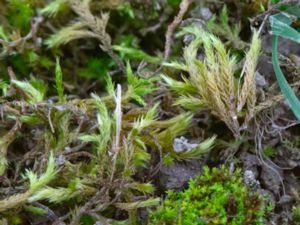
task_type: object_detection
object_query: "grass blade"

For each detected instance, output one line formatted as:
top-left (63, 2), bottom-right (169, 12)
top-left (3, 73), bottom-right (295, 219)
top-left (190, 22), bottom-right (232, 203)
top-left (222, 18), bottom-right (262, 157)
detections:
top-left (270, 13), bottom-right (300, 120)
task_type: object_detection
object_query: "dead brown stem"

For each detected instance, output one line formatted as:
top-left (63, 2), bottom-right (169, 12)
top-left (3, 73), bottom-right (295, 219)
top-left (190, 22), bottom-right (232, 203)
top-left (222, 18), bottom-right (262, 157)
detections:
top-left (0, 16), bottom-right (43, 58)
top-left (163, 0), bottom-right (193, 62)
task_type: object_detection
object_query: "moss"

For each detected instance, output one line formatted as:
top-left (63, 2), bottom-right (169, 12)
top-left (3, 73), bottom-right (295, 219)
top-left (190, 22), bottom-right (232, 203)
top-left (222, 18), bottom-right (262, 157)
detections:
top-left (1, 0), bottom-right (296, 223)
top-left (7, 0), bottom-right (33, 32)
top-left (292, 206), bottom-right (300, 224)
top-left (149, 166), bottom-right (272, 225)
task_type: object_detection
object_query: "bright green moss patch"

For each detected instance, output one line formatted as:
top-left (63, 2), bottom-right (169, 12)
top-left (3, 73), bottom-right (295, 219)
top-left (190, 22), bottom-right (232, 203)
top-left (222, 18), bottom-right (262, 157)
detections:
top-left (149, 166), bottom-right (273, 225)
top-left (8, 0), bottom-right (33, 32)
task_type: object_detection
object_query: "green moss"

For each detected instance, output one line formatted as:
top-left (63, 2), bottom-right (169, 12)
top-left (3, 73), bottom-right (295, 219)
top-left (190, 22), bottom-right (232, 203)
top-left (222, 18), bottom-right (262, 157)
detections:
top-left (149, 166), bottom-right (272, 225)
top-left (292, 206), bottom-right (300, 224)
top-left (8, 0), bottom-right (33, 32)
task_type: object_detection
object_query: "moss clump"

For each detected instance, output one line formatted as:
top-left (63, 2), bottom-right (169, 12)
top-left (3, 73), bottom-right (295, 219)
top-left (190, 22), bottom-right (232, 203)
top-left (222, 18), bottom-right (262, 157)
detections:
top-left (292, 206), bottom-right (300, 224)
top-left (149, 166), bottom-right (272, 225)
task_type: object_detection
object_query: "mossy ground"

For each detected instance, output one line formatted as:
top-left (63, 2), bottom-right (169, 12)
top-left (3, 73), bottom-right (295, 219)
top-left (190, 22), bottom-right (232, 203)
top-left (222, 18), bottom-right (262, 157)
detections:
top-left (1, 0), bottom-right (300, 224)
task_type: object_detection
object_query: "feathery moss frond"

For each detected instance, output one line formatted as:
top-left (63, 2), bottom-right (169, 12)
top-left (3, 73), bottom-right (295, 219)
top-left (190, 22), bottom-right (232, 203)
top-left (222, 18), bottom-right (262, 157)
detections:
top-left (163, 26), bottom-right (261, 136)
top-left (12, 79), bottom-right (45, 104)
top-left (163, 61), bottom-right (188, 71)
top-left (162, 75), bottom-right (197, 95)
top-left (112, 45), bottom-right (162, 64)
top-left (0, 79), bottom-right (9, 97)
top-left (176, 135), bottom-right (216, 160)
top-left (238, 31), bottom-right (261, 113)
top-left (115, 198), bottom-right (160, 211)
top-left (55, 57), bottom-right (66, 103)
top-left (126, 62), bottom-right (158, 106)
top-left (207, 5), bottom-right (242, 47)
top-left (0, 153), bottom-right (57, 212)
top-left (105, 75), bottom-right (115, 97)
top-left (174, 94), bottom-right (205, 111)
top-left (29, 187), bottom-right (77, 203)
top-left (91, 93), bottom-right (112, 156)
top-left (0, 121), bottom-right (19, 175)
top-left (131, 103), bottom-right (159, 135)
top-left (40, 0), bottom-right (68, 17)
top-left (28, 152), bottom-right (57, 193)
top-left (45, 23), bottom-right (95, 48)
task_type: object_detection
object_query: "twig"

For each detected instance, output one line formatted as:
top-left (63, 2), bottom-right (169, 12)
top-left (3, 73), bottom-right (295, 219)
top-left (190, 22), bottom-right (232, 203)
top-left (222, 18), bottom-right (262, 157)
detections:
top-left (0, 16), bottom-right (43, 58)
top-left (32, 202), bottom-right (60, 222)
top-left (254, 120), bottom-right (286, 196)
top-left (163, 0), bottom-right (193, 62)
top-left (141, 12), bottom-right (168, 36)
top-left (48, 108), bottom-right (55, 133)
top-left (147, 134), bottom-right (163, 180)
top-left (69, 188), bottom-right (106, 225)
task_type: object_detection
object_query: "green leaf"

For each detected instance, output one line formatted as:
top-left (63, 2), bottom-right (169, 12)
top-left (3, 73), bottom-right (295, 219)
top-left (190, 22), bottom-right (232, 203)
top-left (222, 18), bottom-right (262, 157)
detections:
top-left (270, 14), bottom-right (300, 42)
top-left (285, 6), bottom-right (300, 18)
top-left (270, 13), bottom-right (300, 120)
